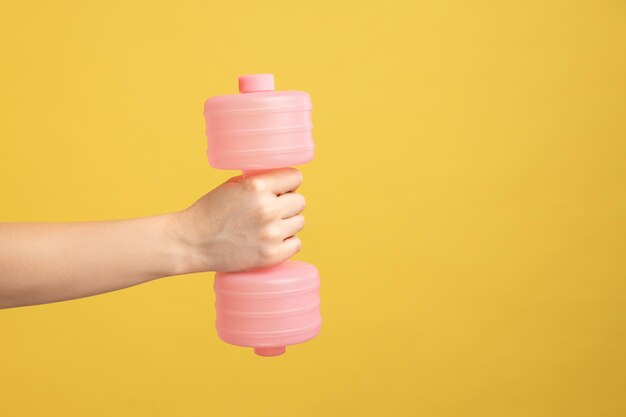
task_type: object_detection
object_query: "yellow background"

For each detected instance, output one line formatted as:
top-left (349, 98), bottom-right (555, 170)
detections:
top-left (1, 1), bottom-right (625, 416)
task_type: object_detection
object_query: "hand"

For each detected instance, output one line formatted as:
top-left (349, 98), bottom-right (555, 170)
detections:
top-left (0, 169), bottom-right (306, 308)
top-left (173, 168), bottom-right (306, 273)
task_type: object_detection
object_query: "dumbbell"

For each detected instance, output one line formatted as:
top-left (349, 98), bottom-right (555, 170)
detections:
top-left (203, 74), bottom-right (321, 356)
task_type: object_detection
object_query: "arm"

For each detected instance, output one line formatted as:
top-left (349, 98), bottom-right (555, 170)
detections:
top-left (0, 168), bottom-right (306, 309)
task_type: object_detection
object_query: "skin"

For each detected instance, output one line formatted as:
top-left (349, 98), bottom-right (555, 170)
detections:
top-left (0, 168), bottom-right (306, 309)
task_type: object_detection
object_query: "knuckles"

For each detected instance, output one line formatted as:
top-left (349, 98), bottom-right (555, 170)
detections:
top-left (294, 215), bottom-right (305, 230)
top-left (291, 170), bottom-right (304, 186)
top-left (244, 177), bottom-right (267, 193)
top-left (295, 194), bottom-right (306, 212)
top-left (259, 244), bottom-right (281, 264)
top-left (260, 225), bottom-right (282, 242)
top-left (256, 204), bottom-right (277, 222)
top-left (290, 236), bottom-right (303, 252)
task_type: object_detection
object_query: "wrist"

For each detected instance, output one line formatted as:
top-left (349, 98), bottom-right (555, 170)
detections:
top-left (163, 210), bottom-right (214, 276)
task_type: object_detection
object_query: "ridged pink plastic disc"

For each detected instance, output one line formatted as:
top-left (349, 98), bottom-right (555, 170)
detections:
top-left (204, 74), bottom-right (314, 170)
top-left (214, 261), bottom-right (321, 356)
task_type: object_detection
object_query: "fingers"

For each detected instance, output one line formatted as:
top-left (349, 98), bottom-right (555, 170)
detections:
top-left (281, 235), bottom-right (302, 259)
top-left (281, 214), bottom-right (304, 239)
top-left (249, 168), bottom-right (303, 195)
top-left (260, 223), bottom-right (303, 267)
top-left (278, 192), bottom-right (306, 219)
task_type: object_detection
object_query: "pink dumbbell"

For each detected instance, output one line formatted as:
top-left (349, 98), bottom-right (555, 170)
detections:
top-left (203, 74), bottom-right (321, 356)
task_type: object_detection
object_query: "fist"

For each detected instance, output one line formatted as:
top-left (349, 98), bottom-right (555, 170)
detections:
top-left (174, 168), bottom-right (306, 273)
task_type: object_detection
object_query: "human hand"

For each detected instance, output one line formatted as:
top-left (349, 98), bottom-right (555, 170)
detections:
top-left (173, 168), bottom-right (306, 273)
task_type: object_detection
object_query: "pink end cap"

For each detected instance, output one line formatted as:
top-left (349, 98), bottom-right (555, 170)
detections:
top-left (239, 74), bottom-right (275, 93)
top-left (254, 346), bottom-right (286, 357)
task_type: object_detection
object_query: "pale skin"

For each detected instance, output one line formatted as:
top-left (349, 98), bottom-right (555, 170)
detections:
top-left (0, 168), bottom-right (306, 309)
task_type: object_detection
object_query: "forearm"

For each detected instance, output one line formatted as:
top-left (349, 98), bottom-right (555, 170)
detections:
top-left (0, 169), bottom-right (306, 309)
top-left (0, 214), bottom-right (188, 308)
